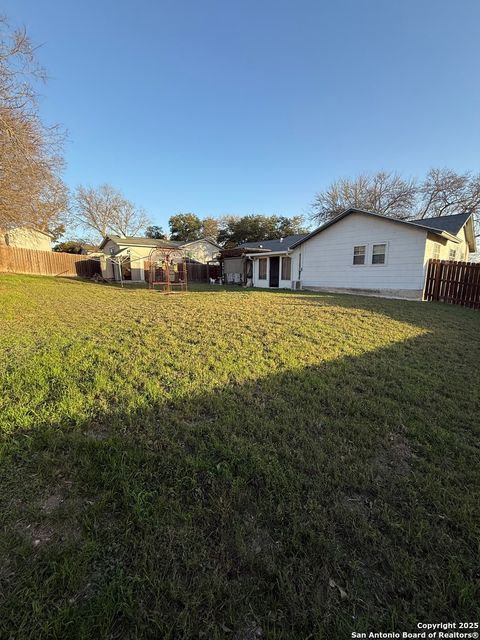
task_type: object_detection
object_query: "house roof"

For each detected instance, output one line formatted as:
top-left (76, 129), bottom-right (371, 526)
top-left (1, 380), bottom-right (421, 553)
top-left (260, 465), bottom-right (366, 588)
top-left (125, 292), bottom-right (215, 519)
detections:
top-left (409, 212), bottom-right (472, 235)
top-left (290, 209), bottom-right (472, 249)
top-left (99, 235), bottom-right (221, 250)
top-left (99, 236), bottom-right (177, 249)
top-left (237, 234), bottom-right (307, 252)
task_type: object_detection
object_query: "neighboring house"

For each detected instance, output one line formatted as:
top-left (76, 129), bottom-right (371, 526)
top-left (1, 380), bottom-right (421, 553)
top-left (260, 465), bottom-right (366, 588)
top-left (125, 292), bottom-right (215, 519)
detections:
top-left (221, 235), bottom-right (306, 286)
top-left (0, 226), bottom-right (53, 251)
top-left (99, 235), bottom-right (221, 282)
top-left (249, 209), bottom-right (476, 299)
top-left (181, 238), bottom-right (221, 264)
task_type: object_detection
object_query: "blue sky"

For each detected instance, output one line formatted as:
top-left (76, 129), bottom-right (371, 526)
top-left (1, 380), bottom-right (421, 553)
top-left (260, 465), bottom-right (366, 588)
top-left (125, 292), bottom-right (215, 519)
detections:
top-left (4, 0), bottom-right (480, 230)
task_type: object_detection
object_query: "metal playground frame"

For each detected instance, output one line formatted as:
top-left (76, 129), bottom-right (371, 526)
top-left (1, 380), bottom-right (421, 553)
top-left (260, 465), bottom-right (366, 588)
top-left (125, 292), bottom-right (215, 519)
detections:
top-left (147, 246), bottom-right (188, 293)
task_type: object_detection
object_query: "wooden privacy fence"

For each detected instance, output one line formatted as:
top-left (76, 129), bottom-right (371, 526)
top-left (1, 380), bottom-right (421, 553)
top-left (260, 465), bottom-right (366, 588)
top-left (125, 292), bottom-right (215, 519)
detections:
top-left (144, 261), bottom-right (221, 283)
top-left (182, 262), bottom-right (221, 282)
top-left (424, 259), bottom-right (480, 309)
top-left (0, 246), bottom-right (102, 278)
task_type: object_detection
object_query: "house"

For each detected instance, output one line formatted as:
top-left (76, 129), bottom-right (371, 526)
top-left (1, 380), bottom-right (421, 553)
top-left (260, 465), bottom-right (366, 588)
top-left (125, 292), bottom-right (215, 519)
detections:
top-left (0, 226), bottom-right (53, 251)
top-left (99, 235), bottom-right (221, 282)
top-left (249, 209), bottom-right (476, 299)
top-left (221, 235), bottom-right (306, 286)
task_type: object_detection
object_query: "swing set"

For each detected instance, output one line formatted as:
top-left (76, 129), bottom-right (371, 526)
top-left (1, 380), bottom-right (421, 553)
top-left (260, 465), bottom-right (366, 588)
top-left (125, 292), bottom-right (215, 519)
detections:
top-left (146, 246), bottom-right (188, 293)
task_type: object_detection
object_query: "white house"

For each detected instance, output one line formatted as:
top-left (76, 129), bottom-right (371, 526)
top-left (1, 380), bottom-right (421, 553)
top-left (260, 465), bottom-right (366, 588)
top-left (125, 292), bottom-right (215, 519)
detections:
top-left (250, 209), bottom-right (476, 299)
top-left (0, 226), bottom-right (53, 251)
top-left (222, 235), bottom-right (306, 286)
top-left (99, 235), bottom-right (221, 282)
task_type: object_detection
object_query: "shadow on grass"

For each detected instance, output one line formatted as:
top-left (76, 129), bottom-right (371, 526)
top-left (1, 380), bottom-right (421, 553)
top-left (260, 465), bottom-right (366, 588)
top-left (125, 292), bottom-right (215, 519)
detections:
top-left (0, 303), bottom-right (479, 640)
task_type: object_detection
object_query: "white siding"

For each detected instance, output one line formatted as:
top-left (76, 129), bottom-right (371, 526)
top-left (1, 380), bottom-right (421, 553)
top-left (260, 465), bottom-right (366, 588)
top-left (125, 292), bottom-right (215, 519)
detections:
top-left (424, 227), bottom-right (470, 263)
top-left (1, 227), bottom-right (52, 251)
top-left (183, 239), bottom-right (219, 264)
top-left (252, 254), bottom-right (298, 289)
top-left (295, 213), bottom-right (428, 297)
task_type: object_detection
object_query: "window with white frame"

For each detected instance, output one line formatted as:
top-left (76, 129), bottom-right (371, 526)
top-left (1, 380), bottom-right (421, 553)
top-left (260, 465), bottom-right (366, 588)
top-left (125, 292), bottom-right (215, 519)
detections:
top-left (281, 256), bottom-right (291, 280)
top-left (353, 245), bottom-right (366, 265)
top-left (449, 248), bottom-right (456, 261)
top-left (432, 243), bottom-right (440, 259)
top-left (298, 252), bottom-right (302, 279)
top-left (372, 243), bottom-right (387, 265)
top-left (258, 258), bottom-right (267, 280)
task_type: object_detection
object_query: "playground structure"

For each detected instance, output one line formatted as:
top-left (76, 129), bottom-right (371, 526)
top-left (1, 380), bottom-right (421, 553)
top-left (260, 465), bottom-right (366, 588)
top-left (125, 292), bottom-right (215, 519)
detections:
top-left (146, 246), bottom-right (188, 293)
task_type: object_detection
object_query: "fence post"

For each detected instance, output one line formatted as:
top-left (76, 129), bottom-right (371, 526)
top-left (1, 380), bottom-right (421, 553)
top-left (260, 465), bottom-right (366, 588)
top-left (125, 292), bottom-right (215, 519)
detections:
top-left (432, 260), bottom-right (442, 301)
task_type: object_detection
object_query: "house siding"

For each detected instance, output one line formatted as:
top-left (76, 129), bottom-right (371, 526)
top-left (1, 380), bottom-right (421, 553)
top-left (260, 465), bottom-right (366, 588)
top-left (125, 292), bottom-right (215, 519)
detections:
top-left (183, 239), bottom-right (219, 264)
top-left (294, 212), bottom-right (428, 298)
top-left (424, 227), bottom-right (470, 263)
top-left (1, 227), bottom-right (52, 251)
top-left (252, 254), bottom-right (298, 289)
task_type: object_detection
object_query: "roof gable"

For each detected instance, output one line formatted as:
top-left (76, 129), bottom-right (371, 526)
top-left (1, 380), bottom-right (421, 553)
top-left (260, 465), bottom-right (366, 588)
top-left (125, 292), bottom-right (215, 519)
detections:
top-left (290, 209), bottom-right (472, 249)
top-left (237, 234), bottom-right (307, 252)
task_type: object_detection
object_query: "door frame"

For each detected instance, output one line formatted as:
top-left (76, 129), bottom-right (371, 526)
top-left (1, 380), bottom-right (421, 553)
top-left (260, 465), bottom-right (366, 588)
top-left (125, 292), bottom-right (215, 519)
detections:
top-left (269, 256), bottom-right (280, 288)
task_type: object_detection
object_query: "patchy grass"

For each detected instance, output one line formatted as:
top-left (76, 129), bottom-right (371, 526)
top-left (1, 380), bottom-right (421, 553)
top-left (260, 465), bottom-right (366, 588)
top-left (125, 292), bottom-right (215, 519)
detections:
top-left (0, 274), bottom-right (479, 639)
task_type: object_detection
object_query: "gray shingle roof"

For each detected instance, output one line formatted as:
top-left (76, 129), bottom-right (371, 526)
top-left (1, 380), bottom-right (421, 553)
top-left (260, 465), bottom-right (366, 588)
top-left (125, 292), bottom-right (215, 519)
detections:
top-left (409, 212), bottom-right (472, 235)
top-left (237, 234), bottom-right (307, 252)
top-left (100, 236), bottom-right (179, 249)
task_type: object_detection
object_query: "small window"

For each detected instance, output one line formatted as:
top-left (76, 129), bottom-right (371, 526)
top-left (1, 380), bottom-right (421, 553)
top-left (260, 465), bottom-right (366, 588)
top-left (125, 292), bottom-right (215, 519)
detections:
top-left (258, 258), bottom-right (267, 280)
top-left (449, 248), bottom-right (456, 261)
top-left (432, 243), bottom-right (440, 259)
top-left (372, 243), bottom-right (386, 265)
top-left (298, 252), bottom-right (302, 279)
top-left (353, 245), bottom-right (366, 265)
top-left (281, 256), bottom-right (291, 280)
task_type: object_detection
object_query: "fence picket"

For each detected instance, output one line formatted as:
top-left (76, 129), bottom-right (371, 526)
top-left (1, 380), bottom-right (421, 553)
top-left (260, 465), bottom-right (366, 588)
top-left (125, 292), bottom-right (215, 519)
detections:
top-left (0, 246), bottom-right (101, 278)
top-left (425, 259), bottom-right (480, 309)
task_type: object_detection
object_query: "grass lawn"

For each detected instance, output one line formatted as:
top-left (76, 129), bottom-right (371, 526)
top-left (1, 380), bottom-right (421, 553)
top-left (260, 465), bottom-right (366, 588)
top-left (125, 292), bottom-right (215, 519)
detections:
top-left (0, 274), bottom-right (479, 639)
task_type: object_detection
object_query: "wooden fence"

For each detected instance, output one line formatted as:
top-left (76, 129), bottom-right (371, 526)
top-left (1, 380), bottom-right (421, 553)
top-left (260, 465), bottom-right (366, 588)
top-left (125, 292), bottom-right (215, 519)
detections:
top-left (424, 259), bottom-right (480, 309)
top-left (144, 261), bottom-right (221, 284)
top-left (0, 246), bottom-right (102, 278)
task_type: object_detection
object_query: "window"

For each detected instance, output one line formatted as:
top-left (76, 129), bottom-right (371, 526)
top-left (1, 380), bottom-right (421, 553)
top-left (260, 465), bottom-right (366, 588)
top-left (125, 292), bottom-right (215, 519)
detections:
top-left (372, 243), bottom-right (387, 265)
top-left (298, 252), bottom-right (302, 279)
top-left (281, 256), bottom-right (291, 280)
top-left (258, 258), bottom-right (267, 280)
top-left (353, 245), bottom-right (366, 265)
top-left (449, 248), bottom-right (456, 261)
top-left (432, 243), bottom-right (440, 259)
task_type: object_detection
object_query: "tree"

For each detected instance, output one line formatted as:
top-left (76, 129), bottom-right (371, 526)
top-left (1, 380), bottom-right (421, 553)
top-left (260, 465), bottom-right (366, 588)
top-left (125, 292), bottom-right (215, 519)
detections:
top-left (312, 169), bottom-right (480, 235)
top-left (218, 214), bottom-right (309, 246)
top-left (169, 213), bottom-right (202, 241)
top-left (146, 225), bottom-right (166, 239)
top-left (53, 238), bottom-right (97, 254)
top-left (53, 240), bottom-right (84, 254)
top-left (312, 172), bottom-right (417, 223)
top-left (416, 168), bottom-right (480, 220)
top-left (200, 216), bottom-right (220, 241)
top-left (0, 17), bottom-right (68, 232)
top-left (276, 215), bottom-right (309, 237)
top-left (72, 184), bottom-right (150, 239)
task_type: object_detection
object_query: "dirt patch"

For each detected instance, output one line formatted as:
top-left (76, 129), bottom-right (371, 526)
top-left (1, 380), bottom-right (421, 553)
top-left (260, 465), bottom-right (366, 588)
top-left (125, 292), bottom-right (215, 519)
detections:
top-left (42, 493), bottom-right (65, 513)
top-left (377, 431), bottom-right (415, 476)
top-left (234, 621), bottom-right (263, 640)
top-left (343, 491), bottom-right (375, 518)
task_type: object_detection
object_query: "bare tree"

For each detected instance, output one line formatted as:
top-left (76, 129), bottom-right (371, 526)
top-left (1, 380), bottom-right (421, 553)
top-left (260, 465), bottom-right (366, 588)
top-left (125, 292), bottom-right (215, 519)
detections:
top-left (73, 184), bottom-right (150, 239)
top-left (0, 16), bottom-right (67, 232)
top-left (312, 172), bottom-right (417, 224)
top-left (312, 169), bottom-right (480, 235)
top-left (416, 168), bottom-right (480, 220)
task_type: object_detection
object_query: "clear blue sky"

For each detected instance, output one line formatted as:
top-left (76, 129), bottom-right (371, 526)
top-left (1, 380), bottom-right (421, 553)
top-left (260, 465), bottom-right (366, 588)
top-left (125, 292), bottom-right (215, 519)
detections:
top-left (4, 0), bottom-right (480, 230)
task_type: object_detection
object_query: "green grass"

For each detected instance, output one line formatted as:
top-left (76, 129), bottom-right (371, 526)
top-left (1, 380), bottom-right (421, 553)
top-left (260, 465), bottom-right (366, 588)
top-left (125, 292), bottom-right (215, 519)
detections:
top-left (0, 274), bottom-right (479, 639)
